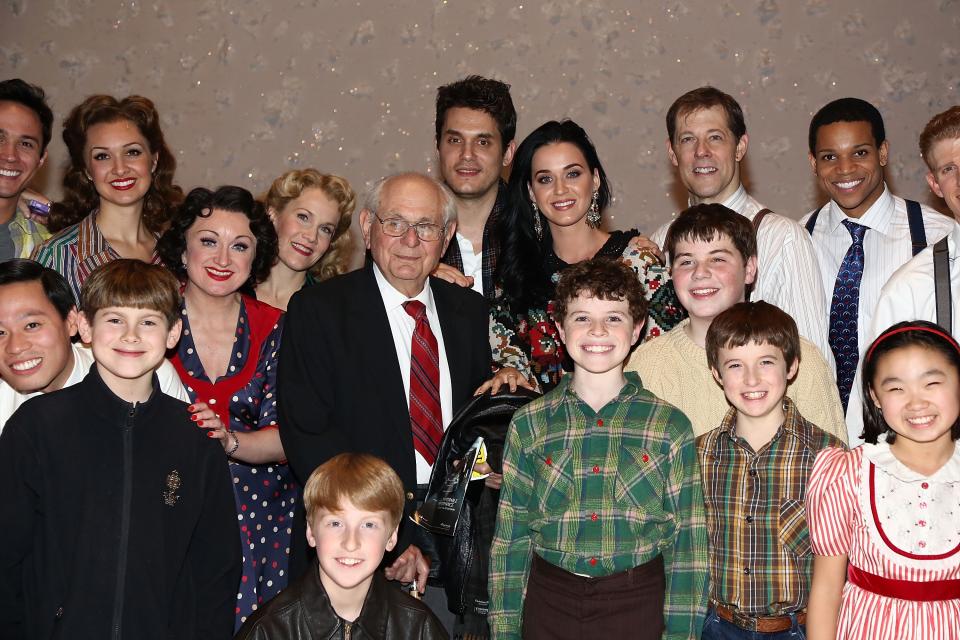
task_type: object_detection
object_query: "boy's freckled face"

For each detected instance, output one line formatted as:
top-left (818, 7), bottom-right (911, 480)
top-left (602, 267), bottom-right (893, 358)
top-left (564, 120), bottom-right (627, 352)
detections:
top-left (0, 281), bottom-right (78, 394)
top-left (712, 341), bottom-right (798, 422)
top-left (926, 137), bottom-right (960, 218)
top-left (556, 294), bottom-right (641, 376)
top-left (77, 306), bottom-right (181, 389)
top-left (670, 234), bottom-right (757, 322)
top-left (307, 499), bottom-right (398, 597)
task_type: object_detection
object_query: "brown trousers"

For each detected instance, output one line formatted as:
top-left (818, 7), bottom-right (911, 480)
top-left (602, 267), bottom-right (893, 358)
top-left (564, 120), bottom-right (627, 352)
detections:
top-left (521, 554), bottom-right (666, 639)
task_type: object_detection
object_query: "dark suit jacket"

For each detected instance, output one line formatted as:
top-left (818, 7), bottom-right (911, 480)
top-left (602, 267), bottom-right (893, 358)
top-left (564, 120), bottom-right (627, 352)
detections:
top-left (278, 264), bottom-right (491, 576)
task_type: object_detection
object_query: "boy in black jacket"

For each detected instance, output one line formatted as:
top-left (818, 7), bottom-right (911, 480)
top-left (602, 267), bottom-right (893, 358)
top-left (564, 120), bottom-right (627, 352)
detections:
top-left (0, 259), bottom-right (240, 640)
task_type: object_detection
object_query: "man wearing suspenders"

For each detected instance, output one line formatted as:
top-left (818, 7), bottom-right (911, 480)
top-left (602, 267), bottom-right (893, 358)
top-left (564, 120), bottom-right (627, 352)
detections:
top-left (802, 98), bottom-right (959, 443)
top-left (650, 87), bottom-right (832, 364)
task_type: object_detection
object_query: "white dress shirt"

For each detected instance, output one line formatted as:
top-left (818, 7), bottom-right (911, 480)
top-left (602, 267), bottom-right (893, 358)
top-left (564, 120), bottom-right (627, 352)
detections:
top-left (372, 264), bottom-right (454, 484)
top-left (0, 343), bottom-right (190, 433)
top-left (454, 232), bottom-right (484, 296)
top-left (845, 224), bottom-right (960, 444)
top-left (801, 184), bottom-right (958, 381)
top-left (652, 184), bottom-right (834, 368)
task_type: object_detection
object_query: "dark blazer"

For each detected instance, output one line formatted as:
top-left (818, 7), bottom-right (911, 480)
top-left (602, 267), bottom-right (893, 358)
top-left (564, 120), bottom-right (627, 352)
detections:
top-left (278, 264), bottom-right (491, 572)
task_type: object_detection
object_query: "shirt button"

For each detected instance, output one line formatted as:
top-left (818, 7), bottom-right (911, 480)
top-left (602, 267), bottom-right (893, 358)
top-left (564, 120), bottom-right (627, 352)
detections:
top-left (593, 465), bottom-right (600, 474)
top-left (596, 419), bottom-right (603, 427)
top-left (641, 454), bottom-right (650, 463)
top-left (591, 513), bottom-right (598, 521)
top-left (749, 469), bottom-right (758, 477)
top-left (545, 456), bottom-right (552, 466)
top-left (589, 557), bottom-right (597, 566)
top-left (55, 606), bottom-right (63, 619)
top-left (922, 482), bottom-right (930, 489)
top-left (743, 567), bottom-right (752, 575)
top-left (745, 515), bottom-right (754, 523)
top-left (405, 492), bottom-right (414, 500)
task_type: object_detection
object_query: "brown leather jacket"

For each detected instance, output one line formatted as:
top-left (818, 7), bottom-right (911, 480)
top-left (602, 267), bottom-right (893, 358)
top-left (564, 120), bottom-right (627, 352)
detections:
top-left (234, 563), bottom-right (448, 640)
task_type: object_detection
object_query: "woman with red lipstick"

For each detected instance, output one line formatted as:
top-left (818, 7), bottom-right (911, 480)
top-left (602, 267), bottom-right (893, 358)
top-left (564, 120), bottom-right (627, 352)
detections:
top-left (255, 169), bottom-right (356, 311)
top-left (488, 119), bottom-right (684, 393)
top-left (158, 185), bottom-right (293, 631)
top-left (32, 94), bottom-right (182, 303)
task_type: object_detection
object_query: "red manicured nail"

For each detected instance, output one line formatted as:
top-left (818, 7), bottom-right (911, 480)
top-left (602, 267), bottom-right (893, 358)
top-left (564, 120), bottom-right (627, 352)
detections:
top-left (190, 414), bottom-right (198, 422)
top-left (197, 420), bottom-right (204, 427)
top-left (187, 405), bottom-right (195, 412)
top-left (206, 432), bottom-right (214, 438)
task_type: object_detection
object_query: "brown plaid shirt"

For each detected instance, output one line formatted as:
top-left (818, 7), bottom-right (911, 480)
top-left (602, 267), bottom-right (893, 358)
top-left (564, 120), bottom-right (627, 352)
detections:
top-left (696, 398), bottom-right (845, 616)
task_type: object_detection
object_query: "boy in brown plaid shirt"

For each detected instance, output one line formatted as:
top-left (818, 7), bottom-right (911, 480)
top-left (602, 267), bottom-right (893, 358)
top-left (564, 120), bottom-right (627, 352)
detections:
top-left (698, 301), bottom-right (845, 639)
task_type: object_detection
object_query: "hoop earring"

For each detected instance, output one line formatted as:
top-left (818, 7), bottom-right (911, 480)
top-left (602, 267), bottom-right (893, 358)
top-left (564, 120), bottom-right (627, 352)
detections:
top-left (531, 202), bottom-right (543, 240)
top-left (586, 191), bottom-right (601, 228)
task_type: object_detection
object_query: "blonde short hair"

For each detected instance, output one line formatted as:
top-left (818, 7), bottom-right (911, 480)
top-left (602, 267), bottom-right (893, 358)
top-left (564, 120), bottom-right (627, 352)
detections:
top-left (303, 453), bottom-right (404, 529)
top-left (262, 169), bottom-right (356, 282)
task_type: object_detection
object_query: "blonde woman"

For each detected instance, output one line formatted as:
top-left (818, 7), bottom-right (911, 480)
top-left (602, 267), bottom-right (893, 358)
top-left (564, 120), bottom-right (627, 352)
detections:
top-left (255, 169), bottom-right (355, 310)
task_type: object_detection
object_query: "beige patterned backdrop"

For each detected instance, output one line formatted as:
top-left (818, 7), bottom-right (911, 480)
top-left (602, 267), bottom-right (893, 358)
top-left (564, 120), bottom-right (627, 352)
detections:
top-left (3, 0), bottom-right (958, 258)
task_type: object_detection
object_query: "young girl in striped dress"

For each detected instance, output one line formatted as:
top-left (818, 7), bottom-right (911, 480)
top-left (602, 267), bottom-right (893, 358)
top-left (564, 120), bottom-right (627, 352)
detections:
top-left (806, 321), bottom-right (960, 640)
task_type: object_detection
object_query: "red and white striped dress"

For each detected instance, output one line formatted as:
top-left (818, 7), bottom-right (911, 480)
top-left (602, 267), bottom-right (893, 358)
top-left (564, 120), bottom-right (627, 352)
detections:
top-left (808, 444), bottom-right (960, 640)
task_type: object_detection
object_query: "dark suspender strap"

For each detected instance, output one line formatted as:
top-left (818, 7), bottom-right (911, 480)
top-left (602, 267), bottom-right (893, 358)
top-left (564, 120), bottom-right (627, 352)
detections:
top-left (933, 237), bottom-right (952, 331)
top-left (752, 208), bottom-right (773, 233)
top-left (906, 199), bottom-right (927, 257)
top-left (804, 210), bottom-right (819, 235)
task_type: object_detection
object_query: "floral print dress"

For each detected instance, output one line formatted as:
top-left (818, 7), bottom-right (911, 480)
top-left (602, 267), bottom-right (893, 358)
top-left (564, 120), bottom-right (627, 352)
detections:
top-left (490, 229), bottom-right (684, 392)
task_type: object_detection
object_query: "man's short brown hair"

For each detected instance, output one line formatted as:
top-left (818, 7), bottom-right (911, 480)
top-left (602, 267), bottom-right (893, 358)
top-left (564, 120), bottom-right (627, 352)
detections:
top-left (666, 86), bottom-right (747, 144)
top-left (303, 453), bottom-right (405, 530)
top-left (552, 257), bottom-right (648, 326)
top-left (919, 106), bottom-right (960, 172)
top-left (80, 259), bottom-right (181, 328)
top-left (705, 301), bottom-right (801, 373)
top-left (664, 203), bottom-right (757, 265)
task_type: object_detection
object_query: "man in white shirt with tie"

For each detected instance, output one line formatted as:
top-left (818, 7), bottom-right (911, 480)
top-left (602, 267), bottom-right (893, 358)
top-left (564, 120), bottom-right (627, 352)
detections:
top-left (651, 86), bottom-right (832, 365)
top-left (802, 98), bottom-right (958, 437)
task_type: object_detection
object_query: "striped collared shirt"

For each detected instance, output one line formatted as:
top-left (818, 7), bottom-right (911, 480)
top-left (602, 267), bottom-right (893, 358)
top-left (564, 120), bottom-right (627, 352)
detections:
top-left (31, 211), bottom-right (162, 303)
top-left (489, 372), bottom-right (708, 640)
top-left (696, 398), bottom-right (845, 616)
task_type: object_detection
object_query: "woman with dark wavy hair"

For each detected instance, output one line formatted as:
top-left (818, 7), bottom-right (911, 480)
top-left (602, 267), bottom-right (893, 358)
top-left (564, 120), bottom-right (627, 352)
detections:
top-left (32, 94), bottom-right (182, 302)
top-left (255, 169), bottom-right (356, 311)
top-left (157, 185), bottom-right (291, 631)
top-left (487, 119), bottom-right (684, 393)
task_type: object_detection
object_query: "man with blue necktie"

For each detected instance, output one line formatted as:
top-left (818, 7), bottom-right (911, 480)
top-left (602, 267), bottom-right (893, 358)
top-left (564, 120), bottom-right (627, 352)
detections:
top-left (802, 98), bottom-right (959, 443)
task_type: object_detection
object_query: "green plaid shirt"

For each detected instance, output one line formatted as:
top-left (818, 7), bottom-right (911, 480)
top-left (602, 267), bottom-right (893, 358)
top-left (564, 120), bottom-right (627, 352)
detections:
top-left (489, 372), bottom-right (708, 639)
top-left (696, 398), bottom-right (845, 616)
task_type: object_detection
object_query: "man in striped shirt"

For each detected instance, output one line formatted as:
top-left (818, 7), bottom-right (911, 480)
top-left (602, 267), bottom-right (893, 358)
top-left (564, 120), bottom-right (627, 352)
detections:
top-left (488, 257), bottom-right (708, 640)
top-left (650, 86), bottom-right (832, 367)
top-left (698, 301), bottom-right (846, 639)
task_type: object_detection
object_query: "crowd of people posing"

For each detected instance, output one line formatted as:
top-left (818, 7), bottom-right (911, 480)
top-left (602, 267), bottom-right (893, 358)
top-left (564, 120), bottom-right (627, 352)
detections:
top-left (0, 73), bottom-right (958, 640)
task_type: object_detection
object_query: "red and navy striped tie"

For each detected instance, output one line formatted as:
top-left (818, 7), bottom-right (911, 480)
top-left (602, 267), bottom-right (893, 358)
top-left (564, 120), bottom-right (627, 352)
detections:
top-left (403, 300), bottom-right (443, 465)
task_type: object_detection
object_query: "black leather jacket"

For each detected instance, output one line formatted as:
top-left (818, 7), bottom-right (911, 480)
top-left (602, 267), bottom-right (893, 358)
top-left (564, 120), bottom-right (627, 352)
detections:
top-left (234, 563), bottom-right (448, 640)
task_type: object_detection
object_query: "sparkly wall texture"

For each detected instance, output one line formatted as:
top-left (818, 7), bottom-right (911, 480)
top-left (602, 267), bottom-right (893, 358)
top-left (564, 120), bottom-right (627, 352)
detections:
top-left (2, 0), bottom-right (958, 249)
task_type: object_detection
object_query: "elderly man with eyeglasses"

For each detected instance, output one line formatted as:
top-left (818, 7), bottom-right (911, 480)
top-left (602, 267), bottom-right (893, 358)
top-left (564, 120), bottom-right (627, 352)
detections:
top-left (278, 171), bottom-right (492, 629)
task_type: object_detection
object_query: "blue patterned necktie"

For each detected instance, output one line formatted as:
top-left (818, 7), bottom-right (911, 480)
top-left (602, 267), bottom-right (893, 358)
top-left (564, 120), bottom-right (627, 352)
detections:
top-left (830, 219), bottom-right (868, 412)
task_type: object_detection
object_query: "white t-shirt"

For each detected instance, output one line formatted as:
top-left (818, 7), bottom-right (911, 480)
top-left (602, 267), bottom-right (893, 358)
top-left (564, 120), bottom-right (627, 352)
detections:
top-left (454, 232), bottom-right (484, 296)
top-left (0, 343), bottom-right (190, 433)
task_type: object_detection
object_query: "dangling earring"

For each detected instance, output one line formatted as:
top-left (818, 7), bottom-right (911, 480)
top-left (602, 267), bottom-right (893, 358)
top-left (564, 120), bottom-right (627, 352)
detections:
top-left (586, 191), bottom-right (601, 228)
top-left (531, 202), bottom-right (543, 240)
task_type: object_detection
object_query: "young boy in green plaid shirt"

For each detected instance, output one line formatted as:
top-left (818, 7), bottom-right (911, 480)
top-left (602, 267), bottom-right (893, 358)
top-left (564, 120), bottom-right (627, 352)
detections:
top-left (488, 257), bottom-right (708, 640)
top-left (698, 301), bottom-right (845, 638)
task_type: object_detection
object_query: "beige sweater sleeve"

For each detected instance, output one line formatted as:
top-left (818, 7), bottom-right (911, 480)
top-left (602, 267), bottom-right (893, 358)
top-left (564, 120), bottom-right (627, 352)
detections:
top-left (786, 339), bottom-right (848, 444)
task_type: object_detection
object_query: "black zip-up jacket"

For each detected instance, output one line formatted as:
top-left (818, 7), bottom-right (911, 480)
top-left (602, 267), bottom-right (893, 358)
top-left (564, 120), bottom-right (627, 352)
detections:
top-left (0, 368), bottom-right (241, 640)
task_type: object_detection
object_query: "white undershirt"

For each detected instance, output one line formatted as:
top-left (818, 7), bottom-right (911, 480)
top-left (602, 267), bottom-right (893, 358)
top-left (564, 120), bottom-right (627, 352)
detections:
top-left (455, 232), bottom-right (484, 296)
top-left (372, 265), bottom-right (454, 484)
